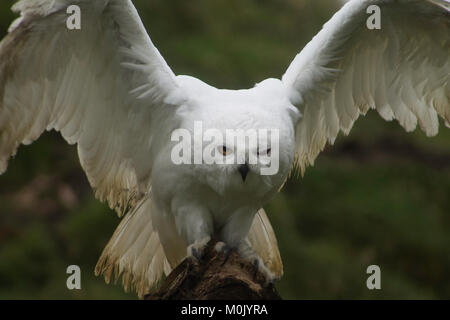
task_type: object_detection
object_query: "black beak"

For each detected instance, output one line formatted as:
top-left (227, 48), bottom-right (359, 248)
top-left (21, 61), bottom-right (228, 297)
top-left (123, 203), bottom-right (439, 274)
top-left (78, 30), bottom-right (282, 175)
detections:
top-left (238, 163), bottom-right (249, 182)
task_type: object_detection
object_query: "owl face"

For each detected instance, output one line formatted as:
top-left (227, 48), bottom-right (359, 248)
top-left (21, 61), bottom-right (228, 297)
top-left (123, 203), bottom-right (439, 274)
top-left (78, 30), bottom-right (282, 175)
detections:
top-left (185, 111), bottom-right (296, 202)
top-left (171, 78), bottom-right (298, 201)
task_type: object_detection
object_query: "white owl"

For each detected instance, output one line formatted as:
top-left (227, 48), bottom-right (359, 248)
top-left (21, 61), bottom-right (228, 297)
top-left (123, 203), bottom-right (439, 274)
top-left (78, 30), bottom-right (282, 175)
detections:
top-left (0, 0), bottom-right (448, 297)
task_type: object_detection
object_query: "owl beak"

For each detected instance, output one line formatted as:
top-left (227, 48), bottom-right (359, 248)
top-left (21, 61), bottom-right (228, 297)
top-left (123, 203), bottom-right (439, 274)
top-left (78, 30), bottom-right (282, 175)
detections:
top-left (238, 163), bottom-right (249, 182)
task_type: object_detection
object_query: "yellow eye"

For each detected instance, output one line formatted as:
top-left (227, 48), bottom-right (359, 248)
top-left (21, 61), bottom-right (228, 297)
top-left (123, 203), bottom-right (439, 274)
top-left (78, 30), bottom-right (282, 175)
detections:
top-left (219, 146), bottom-right (229, 156)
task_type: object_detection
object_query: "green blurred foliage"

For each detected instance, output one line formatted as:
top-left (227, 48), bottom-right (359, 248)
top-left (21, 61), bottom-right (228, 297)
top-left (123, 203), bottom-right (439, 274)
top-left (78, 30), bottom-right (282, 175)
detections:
top-left (0, 0), bottom-right (449, 299)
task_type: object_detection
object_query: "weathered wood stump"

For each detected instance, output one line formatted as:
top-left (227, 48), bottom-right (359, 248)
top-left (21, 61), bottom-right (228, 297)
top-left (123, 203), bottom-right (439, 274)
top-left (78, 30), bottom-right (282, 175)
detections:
top-left (145, 239), bottom-right (281, 300)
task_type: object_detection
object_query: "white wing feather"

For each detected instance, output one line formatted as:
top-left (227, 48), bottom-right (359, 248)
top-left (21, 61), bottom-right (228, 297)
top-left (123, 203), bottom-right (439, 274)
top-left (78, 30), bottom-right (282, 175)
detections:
top-left (95, 197), bottom-right (172, 298)
top-left (247, 208), bottom-right (283, 278)
top-left (282, 0), bottom-right (450, 174)
top-left (0, 0), bottom-right (187, 215)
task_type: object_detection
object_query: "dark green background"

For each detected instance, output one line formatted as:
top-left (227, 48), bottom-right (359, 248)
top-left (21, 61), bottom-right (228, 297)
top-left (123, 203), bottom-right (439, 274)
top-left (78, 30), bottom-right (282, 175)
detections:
top-left (0, 0), bottom-right (449, 299)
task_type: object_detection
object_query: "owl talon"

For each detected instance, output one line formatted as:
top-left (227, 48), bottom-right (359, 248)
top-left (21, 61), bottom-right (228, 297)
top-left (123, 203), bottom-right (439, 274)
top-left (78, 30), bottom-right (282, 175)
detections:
top-left (237, 241), bottom-right (276, 286)
top-left (252, 258), bottom-right (259, 280)
top-left (191, 247), bottom-right (200, 261)
top-left (214, 241), bottom-right (232, 266)
top-left (187, 236), bottom-right (211, 262)
top-left (221, 248), bottom-right (232, 266)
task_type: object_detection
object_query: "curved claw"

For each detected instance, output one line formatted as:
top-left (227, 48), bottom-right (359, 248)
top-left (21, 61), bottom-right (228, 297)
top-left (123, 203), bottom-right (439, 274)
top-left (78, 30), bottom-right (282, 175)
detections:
top-left (252, 258), bottom-right (259, 280)
top-left (191, 247), bottom-right (201, 261)
top-left (214, 241), bottom-right (232, 266)
top-left (237, 241), bottom-right (276, 286)
top-left (187, 236), bottom-right (211, 263)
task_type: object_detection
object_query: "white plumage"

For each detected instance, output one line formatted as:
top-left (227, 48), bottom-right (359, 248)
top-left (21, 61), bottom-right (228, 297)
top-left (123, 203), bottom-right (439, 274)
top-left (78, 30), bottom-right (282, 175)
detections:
top-left (284, 0), bottom-right (450, 174)
top-left (0, 0), bottom-right (448, 297)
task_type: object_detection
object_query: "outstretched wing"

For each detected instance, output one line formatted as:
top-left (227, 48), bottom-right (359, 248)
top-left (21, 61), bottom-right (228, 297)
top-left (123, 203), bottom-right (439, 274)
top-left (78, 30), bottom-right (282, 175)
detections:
top-left (282, 0), bottom-right (449, 174)
top-left (0, 0), bottom-right (187, 214)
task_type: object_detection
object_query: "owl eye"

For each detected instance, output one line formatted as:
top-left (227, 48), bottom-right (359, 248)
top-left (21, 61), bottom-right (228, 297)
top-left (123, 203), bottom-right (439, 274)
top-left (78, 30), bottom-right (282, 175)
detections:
top-left (219, 145), bottom-right (230, 156)
top-left (257, 148), bottom-right (271, 156)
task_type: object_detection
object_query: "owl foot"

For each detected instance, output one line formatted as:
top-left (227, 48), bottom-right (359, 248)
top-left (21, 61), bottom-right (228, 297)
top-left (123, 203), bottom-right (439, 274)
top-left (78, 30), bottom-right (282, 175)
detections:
top-left (214, 241), bottom-right (232, 266)
top-left (187, 236), bottom-right (211, 262)
top-left (237, 241), bottom-right (275, 286)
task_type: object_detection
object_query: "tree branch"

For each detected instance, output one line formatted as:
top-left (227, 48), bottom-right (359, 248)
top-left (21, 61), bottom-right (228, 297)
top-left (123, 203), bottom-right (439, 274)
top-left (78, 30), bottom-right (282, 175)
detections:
top-left (145, 239), bottom-right (281, 300)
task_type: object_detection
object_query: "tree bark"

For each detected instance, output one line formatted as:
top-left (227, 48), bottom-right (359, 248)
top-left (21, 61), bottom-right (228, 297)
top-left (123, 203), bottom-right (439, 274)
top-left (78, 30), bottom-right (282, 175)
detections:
top-left (144, 239), bottom-right (281, 300)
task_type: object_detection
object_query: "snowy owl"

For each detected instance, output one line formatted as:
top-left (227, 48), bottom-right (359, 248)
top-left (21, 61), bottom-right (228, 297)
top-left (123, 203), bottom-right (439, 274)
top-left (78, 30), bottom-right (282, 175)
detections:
top-left (0, 0), bottom-right (448, 297)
